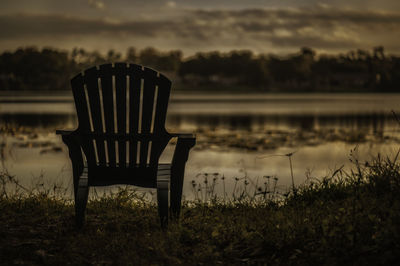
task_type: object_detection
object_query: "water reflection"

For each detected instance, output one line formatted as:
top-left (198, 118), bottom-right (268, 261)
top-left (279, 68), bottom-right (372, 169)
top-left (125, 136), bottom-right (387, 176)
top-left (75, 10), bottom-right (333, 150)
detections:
top-left (0, 112), bottom-right (394, 135)
top-left (1, 93), bottom-right (400, 199)
top-left (0, 114), bottom-right (76, 129)
top-left (167, 113), bottom-right (391, 133)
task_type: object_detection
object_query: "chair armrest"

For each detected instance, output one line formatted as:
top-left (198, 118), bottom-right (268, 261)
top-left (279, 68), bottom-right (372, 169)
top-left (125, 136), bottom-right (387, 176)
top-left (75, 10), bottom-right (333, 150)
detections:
top-left (56, 129), bottom-right (80, 149)
top-left (170, 133), bottom-right (196, 148)
top-left (171, 133), bottom-right (196, 164)
top-left (56, 129), bottom-right (84, 190)
top-left (56, 129), bottom-right (81, 158)
top-left (170, 133), bottom-right (196, 139)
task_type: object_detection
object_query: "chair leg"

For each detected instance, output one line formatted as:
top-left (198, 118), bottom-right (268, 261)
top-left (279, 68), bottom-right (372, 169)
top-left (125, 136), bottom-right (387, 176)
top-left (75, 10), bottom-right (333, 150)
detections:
top-left (170, 162), bottom-right (185, 219)
top-left (74, 169), bottom-right (89, 228)
top-left (170, 136), bottom-right (195, 219)
top-left (157, 176), bottom-right (169, 229)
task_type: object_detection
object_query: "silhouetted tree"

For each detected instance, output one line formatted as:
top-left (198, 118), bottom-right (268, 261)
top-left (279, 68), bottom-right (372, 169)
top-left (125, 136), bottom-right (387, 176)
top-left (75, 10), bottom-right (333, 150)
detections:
top-left (126, 47), bottom-right (138, 63)
top-left (0, 46), bottom-right (398, 92)
top-left (0, 47), bottom-right (76, 90)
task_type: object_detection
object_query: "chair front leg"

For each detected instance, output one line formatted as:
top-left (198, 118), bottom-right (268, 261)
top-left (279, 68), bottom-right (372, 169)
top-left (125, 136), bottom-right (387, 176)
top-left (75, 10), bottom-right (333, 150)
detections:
top-left (157, 175), bottom-right (169, 229)
top-left (61, 134), bottom-right (84, 197)
top-left (75, 168), bottom-right (89, 228)
top-left (60, 134), bottom-right (88, 228)
top-left (170, 136), bottom-right (195, 219)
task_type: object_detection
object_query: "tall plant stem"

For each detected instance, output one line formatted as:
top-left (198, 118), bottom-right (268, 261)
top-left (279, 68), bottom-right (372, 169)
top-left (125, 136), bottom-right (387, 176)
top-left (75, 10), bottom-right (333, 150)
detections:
top-left (288, 155), bottom-right (295, 193)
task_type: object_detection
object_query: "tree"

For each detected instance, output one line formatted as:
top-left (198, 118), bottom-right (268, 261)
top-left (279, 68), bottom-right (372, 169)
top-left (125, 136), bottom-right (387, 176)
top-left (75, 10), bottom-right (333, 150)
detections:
top-left (126, 47), bottom-right (138, 63)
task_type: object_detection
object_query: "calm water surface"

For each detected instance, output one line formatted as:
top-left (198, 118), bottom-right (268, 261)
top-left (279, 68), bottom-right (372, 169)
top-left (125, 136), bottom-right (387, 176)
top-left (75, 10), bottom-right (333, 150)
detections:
top-left (1, 92), bottom-right (400, 199)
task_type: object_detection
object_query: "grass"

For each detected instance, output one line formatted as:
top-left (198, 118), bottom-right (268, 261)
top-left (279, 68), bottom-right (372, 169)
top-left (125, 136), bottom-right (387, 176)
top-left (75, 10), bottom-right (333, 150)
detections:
top-left (1, 152), bottom-right (400, 265)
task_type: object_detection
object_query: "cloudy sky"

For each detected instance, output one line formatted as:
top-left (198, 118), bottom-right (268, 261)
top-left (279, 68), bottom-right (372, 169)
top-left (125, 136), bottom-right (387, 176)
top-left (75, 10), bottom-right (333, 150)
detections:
top-left (1, 0), bottom-right (400, 55)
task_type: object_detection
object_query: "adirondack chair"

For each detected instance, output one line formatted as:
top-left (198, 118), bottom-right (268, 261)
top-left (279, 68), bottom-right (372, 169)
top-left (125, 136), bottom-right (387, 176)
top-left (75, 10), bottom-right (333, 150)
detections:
top-left (56, 63), bottom-right (195, 228)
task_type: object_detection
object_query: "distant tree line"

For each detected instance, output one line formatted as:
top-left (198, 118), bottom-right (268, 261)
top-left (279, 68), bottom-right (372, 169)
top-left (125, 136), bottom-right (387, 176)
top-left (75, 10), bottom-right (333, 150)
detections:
top-left (0, 46), bottom-right (399, 92)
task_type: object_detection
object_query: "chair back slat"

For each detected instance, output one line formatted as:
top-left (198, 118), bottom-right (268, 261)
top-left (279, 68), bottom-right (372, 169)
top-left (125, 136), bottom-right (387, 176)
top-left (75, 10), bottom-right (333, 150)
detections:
top-left (153, 75), bottom-right (171, 133)
top-left (71, 63), bottom-right (171, 170)
top-left (128, 65), bottom-right (142, 165)
top-left (149, 75), bottom-right (171, 165)
top-left (114, 63), bottom-right (128, 167)
top-left (71, 74), bottom-right (90, 132)
top-left (71, 74), bottom-right (96, 165)
top-left (139, 69), bottom-right (157, 167)
top-left (84, 67), bottom-right (107, 165)
top-left (99, 64), bottom-right (117, 167)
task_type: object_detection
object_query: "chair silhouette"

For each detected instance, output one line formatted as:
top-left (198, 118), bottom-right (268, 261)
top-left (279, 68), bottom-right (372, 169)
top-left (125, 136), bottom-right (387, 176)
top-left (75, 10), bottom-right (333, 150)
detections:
top-left (56, 63), bottom-right (195, 228)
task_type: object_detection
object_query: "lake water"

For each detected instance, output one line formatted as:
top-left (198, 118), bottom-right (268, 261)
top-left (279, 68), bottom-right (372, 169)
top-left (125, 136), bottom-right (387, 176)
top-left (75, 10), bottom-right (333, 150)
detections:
top-left (1, 92), bottom-right (400, 200)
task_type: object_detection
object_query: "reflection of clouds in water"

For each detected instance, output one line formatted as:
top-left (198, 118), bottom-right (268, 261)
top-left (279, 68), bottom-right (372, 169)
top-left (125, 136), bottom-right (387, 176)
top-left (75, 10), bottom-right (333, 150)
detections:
top-left (2, 93), bottom-right (400, 199)
top-left (167, 113), bottom-right (392, 133)
top-left (1, 93), bottom-right (400, 133)
top-left (2, 112), bottom-right (393, 135)
top-left (184, 142), bottom-right (400, 200)
top-left (1, 132), bottom-right (399, 199)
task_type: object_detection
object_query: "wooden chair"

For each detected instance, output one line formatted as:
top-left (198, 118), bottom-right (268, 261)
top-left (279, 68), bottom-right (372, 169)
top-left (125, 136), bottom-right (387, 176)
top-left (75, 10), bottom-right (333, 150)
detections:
top-left (56, 63), bottom-right (195, 228)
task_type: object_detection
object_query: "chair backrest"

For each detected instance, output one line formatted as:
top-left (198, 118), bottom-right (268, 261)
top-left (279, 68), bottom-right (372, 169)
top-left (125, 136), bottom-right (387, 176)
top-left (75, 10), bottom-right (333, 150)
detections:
top-left (71, 63), bottom-right (172, 168)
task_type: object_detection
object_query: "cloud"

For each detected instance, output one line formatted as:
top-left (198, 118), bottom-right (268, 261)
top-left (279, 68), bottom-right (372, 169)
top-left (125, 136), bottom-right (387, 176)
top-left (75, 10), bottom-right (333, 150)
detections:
top-left (183, 7), bottom-right (400, 51)
top-left (0, 6), bottom-right (400, 54)
top-left (166, 1), bottom-right (177, 8)
top-left (88, 0), bottom-right (105, 10)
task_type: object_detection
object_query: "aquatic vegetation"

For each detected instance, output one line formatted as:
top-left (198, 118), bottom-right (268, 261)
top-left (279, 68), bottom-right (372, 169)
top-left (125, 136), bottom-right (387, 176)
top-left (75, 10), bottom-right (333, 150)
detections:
top-left (194, 128), bottom-right (397, 152)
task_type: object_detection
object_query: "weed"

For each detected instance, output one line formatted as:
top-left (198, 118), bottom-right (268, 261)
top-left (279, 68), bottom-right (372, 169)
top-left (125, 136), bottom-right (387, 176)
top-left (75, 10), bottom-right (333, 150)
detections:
top-left (1, 151), bottom-right (400, 264)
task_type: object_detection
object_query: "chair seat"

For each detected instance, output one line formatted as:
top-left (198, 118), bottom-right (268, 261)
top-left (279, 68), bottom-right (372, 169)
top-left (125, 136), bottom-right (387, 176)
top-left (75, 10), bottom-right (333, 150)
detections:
top-left (88, 163), bottom-right (171, 188)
